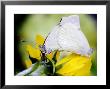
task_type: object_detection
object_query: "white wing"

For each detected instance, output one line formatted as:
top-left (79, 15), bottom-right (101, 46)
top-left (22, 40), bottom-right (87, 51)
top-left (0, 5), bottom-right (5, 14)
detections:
top-left (60, 15), bottom-right (80, 29)
top-left (58, 24), bottom-right (90, 55)
top-left (44, 25), bottom-right (60, 53)
top-left (58, 15), bottom-right (91, 56)
top-left (44, 15), bottom-right (92, 56)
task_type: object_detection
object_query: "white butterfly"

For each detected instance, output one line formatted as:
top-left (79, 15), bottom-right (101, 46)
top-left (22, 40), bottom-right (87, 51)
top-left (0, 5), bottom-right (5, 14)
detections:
top-left (43, 15), bottom-right (93, 56)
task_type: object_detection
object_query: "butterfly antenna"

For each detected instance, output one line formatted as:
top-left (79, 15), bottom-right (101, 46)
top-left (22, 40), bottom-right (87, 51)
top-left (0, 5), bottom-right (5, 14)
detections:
top-left (60, 18), bottom-right (62, 22)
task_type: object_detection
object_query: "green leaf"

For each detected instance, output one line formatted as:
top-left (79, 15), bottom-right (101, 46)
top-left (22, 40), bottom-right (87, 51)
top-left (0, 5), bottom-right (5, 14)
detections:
top-left (25, 62), bottom-right (40, 75)
top-left (43, 58), bottom-right (55, 75)
top-left (52, 51), bottom-right (58, 64)
top-left (16, 64), bottom-right (35, 76)
top-left (55, 64), bottom-right (63, 71)
top-left (29, 64), bottom-right (47, 76)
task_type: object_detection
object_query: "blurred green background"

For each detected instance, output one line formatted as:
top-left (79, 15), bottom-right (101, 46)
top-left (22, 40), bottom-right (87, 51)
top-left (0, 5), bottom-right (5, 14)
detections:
top-left (14, 14), bottom-right (97, 75)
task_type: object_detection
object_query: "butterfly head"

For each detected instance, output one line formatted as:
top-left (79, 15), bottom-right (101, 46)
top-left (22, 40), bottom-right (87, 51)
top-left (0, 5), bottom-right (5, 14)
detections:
top-left (39, 45), bottom-right (46, 53)
top-left (39, 45), bottom-right (52, 54)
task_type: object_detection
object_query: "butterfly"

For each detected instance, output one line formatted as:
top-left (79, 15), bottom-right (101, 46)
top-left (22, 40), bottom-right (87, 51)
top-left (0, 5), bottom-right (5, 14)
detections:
top-left (43, 15), bottom-right (93, 57)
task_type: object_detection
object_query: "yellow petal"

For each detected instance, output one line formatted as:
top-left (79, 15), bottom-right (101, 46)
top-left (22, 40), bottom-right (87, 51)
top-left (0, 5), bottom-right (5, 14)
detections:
top-left (26, 45), bottom-right (41, 60)
top-left (56, 51), bottom-right (60, 61)
top-left (36, 34), bottom-right (45, 46)
top-left (46, 51), bottom-right (60, 61)
top-left (56, 54), bottom-right (92, 76)
top-left (23, 59), bottom-right (32, 69)
top-left (46, 52), bottom-right (53, 60)
top-left (56, 53), bottom-right (76, 67)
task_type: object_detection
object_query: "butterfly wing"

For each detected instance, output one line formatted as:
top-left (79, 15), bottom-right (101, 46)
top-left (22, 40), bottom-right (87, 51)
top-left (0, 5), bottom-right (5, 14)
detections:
top-left (44, 25), bottom-right (60, 53)
top-left (44, 15), bottom-right (91, 56)
top-left (60, 15), bottom-right (80, 29)
top-left (58, 15), bottom-right (91, 55)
